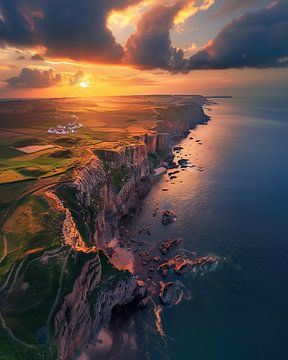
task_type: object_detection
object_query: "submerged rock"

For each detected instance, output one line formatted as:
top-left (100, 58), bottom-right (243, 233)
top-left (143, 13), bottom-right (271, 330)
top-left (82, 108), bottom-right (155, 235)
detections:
top-left (162, 210), bottom-right (177, 225)
top-left (159, 282), bottom-right (175, 304)
top-left (138, 228), bottom-right (151, 236)
top-left (138, 297), bottom-right (150, 308)
top-left (168, 170), bottom-right (180, 176)
top-left (178, 159), bottom-right (189, 166)
top-left (159, 238), bottom-right (182, 254)
top-left (159, 281), bottom-right (186, 306)
top-left (173, 146), bottom-right (183, 151)
top-left (169, 175), bottom-right (177, 180)
top-left (158, 254), bottom-right (224, 277)
top-left (176, 255), bottom-right (223, 276)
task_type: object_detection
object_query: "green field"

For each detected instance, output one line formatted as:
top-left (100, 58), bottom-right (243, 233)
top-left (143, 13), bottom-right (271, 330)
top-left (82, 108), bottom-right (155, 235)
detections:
top-left (0, 95), bottom-right (200, 357)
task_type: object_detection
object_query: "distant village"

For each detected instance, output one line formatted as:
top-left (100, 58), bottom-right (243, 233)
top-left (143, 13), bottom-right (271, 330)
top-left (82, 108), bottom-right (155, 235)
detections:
top-left (48, 121), bottom-right (82, 135)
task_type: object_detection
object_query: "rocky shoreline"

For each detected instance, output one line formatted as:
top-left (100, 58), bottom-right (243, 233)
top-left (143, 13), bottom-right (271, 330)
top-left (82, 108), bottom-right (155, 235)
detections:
top-left (49, 96), bottom-right (212, 359)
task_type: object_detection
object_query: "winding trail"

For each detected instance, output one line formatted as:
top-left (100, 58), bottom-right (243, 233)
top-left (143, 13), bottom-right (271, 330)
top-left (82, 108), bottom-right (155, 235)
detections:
top-left (6, 257), bottom-right (27, 294)
top-left (47, 248), bottom-right (72, 359)
top-left (0, 263), bottom-right (15, 293)
top-left (0, 234), bottom-right (7, 265)
top-left (0, 312), bottom-right (37, 350)
top-left (47, 249), bottom-right (71, 327)
top-left (0, 247), bottom-right (69, 352)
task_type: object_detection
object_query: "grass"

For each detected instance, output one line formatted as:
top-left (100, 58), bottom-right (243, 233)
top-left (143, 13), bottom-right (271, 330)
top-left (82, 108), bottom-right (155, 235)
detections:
top-left (0, 140), bottom-right (79, 184)
top-left (11, 138), bottom-right (45, 148)
top-left (49, 149), bottom-right (73, 158)
top-left (93, 150), bottom-right (130, 192)
top-left (17, 166), bottom-right (48, 177)
top-left (53, 136), bottom-right (80, 147)
top-left (56, 184), bottom-right (103, 244)
top-left (0, 327), bottom-right (18, 360)
top-left (0, 179), bottom-right (35, 225)
top-left (148, 153), bottom-right (160, 168)
top-left (0, 95), bottom-right (196, 358)
top-left (2, 251), bottom-right (65, 345)
top-left (56, 186), bottom-right (92, 244)
top-left (110, 165), bottom-right (129, 192)
top-left (0, 145), bottom-right (24, 159)
top-left (60, 251), bottom-right (99, 300)
top-left (0, 195), bottom-right (64, 283)
top-left (0, 327), bottom-right (43, 360)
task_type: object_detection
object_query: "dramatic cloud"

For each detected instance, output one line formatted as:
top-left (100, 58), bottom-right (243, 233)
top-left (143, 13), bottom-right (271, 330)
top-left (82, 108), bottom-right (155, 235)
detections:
top-left (125, 0), bottom-right (212, 70)
top-left (0, 0), bottom-right (287, 72)
top-left (212, 0), bottom-right (267, 18)
top-left (0, 0), bottom-right (142, 63)
top-left (125, 1), bottom-right (183, 69)
top-left (5, 68), bottom-right (62, 88)
top-left (188, 1), bottom-right (288, 69)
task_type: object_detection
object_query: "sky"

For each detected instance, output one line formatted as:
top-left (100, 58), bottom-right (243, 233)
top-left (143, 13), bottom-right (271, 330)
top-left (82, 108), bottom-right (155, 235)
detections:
top-left (0, 0), bottom-right (287, 98)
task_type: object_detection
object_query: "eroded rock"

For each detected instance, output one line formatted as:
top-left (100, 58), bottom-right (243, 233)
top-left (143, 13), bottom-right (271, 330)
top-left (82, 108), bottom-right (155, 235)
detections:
top-left (159, 238), bottom-right (182, 254)
top-left (162, 210), bottom-right (177, 225)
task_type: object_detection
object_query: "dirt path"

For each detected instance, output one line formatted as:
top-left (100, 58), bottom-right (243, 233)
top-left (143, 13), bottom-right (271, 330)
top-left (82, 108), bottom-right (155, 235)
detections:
top-left (0, 234), bottom-right (7, 265)
top-left (0, 312), bottom-right (37, 350)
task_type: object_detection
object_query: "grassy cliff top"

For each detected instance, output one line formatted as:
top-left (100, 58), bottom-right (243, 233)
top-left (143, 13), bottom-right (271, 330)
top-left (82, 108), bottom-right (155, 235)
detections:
top-left (0, 95), bottom-right (206, 358)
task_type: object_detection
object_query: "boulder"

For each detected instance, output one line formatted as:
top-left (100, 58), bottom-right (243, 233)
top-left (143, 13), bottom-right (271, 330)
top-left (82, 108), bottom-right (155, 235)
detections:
top-left (162, 210), bottom-right (176, 225)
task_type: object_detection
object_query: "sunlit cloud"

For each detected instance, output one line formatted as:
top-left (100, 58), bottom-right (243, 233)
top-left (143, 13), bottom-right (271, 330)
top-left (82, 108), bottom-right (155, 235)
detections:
top-left (108, 0), bottom-right (152, 29)
top-left (183, 42), bottom-right (198, 56)
top-left (174, 0), bottom-right (214, 25)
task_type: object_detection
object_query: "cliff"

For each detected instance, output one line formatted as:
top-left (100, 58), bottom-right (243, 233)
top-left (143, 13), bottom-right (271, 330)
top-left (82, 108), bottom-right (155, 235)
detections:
top-left (52, 251), bottom-right (142, 360)
top-left (50, 98), bottom-right (209, 359)
top-left (0, 97), bottom-right (208, 360)
top-left (154, 100), bottom-right (209, 137)
top-left (52, 144), bottom-right (150, 359)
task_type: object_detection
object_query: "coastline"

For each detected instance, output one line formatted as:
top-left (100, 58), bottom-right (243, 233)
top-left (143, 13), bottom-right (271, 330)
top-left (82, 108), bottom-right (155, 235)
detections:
top-left (75, 97), bottom-right (220, 359)
top-left (74, 98), bottom-right (211, 358)
top-left (0, 95), bottom-right (210, 360)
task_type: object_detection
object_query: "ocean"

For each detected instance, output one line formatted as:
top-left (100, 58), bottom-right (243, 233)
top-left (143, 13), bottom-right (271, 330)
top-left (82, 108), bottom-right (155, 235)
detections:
top-left (83, 96), bottom-right (288, 360)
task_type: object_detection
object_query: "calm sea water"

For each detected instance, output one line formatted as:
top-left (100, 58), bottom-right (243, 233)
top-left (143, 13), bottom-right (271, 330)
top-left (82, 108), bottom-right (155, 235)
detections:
top-left (84, 96), bottom-right (288, 360)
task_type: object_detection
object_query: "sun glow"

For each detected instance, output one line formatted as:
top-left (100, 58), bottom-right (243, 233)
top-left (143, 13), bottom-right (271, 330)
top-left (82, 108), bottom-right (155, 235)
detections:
top-left (79, 80), bottom-right (89, 88)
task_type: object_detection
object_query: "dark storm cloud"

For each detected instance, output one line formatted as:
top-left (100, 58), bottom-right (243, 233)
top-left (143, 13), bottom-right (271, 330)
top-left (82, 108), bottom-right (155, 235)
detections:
top-left (5, 67), bottom-right (62, 88)
top-left (124, 0), bottom-right (288, 72)
top-left (125, 0), bottom-right (198, 72)
top-left (0, 0), bottom-right (141, 63)
top-left (125, 1), bottom-right (186, 70)
top-left (188, 1), bottom-right (288, 69)
top-left (0, 0), bottom-right (287, 71)
top-left (212, 0), bottom-right (267, 18)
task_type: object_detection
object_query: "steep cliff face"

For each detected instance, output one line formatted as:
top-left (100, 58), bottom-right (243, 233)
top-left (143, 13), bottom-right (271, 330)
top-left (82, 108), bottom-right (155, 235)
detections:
top-left (53, 255), bottom-right (102, 360)
top-left (58, 143), bottom-right (151, 247)
top-left (155, 101), bottom-right (209, 137)
top-left (52, 99), bottom-right (208, 359)
top-left (53, 252), bottom-right (139, 360)
top-left (52, 145), bottom-right (151, 359)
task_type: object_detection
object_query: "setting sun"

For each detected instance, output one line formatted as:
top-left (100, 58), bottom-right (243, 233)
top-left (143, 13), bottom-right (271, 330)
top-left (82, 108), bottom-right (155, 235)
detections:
top-left (79, 80), bottom-right (89, 88)
top-left (0, 1), bottom-right (287, 359)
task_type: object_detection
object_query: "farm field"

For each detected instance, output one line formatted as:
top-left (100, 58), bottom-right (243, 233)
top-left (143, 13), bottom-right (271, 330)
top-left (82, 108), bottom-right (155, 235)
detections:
top-left (0, 95), bottom-right (202, 358)
top-left (0, 95), bottom-right (197, 276)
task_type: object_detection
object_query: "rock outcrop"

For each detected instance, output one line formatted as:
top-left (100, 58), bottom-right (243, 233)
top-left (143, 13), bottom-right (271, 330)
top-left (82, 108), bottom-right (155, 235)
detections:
top-left (51, 97), bottom-right (209, 359)
top-left (53, 252), bottom-right (140, 360)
